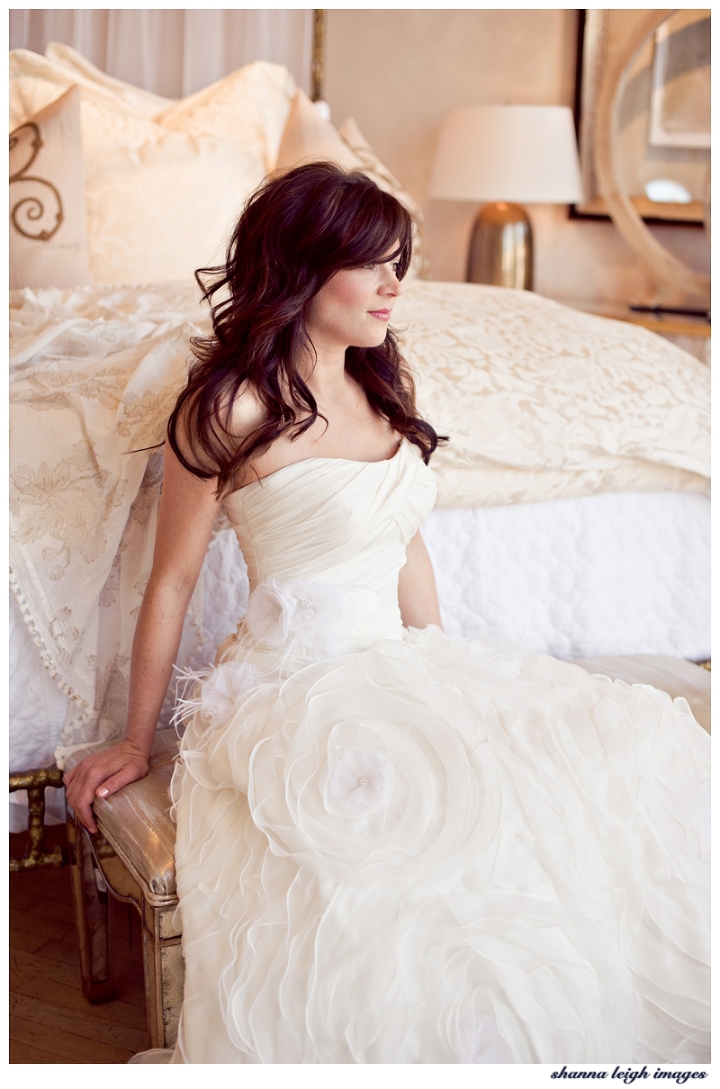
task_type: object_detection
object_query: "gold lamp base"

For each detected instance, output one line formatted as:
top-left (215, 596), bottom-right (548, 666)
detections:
top-left (467, 202), bottom-right (533, 290)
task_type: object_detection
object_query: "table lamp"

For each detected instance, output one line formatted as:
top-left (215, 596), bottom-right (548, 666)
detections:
top-left (429, 105), bottom-right (583, 289)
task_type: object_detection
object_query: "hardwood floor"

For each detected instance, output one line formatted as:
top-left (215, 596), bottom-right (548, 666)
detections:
top-left (10, 824), bottom-right (150, 1064)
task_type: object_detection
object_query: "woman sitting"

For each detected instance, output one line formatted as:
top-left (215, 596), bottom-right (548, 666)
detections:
top-left (65, 163), bottom-right (710, 1065)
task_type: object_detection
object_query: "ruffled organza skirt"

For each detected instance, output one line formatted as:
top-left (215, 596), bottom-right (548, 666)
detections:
top-left (130, 625), bottom-right (709, 1064)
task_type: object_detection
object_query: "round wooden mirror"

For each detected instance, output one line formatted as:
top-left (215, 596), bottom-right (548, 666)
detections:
top-left (593, 9), bottom-right (710, 304)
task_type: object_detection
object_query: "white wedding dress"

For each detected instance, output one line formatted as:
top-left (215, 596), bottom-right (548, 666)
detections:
top-left (132, 440), bottom-right (709, 1064)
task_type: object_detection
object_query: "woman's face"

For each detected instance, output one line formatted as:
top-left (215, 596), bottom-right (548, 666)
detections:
top-left (305, 250), bottom-right (404, 356)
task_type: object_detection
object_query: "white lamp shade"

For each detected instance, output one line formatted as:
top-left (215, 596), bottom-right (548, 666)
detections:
top-left (430, 105), bottom-right (583, 204)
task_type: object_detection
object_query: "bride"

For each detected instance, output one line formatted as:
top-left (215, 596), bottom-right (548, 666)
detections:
top-left (64, 163), bottom-right (710, 1065)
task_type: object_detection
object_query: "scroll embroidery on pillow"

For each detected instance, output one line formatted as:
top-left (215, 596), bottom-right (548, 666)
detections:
top-left (9, 84), bottom-right (90, 289)
top-left (10, 121), bottom-right (64, 241)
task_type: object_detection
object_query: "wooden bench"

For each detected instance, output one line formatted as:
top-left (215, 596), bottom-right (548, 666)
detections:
top-left (65, 730), bottom-right (182, 1049)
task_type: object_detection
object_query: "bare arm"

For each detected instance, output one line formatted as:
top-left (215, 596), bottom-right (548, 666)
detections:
top-left (398, 531), bottom-right (443, 631)
top-left (64, 443), bottom-right (222, 832)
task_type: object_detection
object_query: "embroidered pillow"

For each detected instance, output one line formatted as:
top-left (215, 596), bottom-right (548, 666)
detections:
top-left (276, 90), bottom-right (426, 279)
top-left (9, 50), bottom-right (285, 285)
top-left (10, 85), bottom-right (90, 289)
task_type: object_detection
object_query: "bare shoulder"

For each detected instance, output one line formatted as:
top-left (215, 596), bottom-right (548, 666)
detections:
top-left (227, 380), bottom-right (266, 440)
top-left (172, 379), bottom-right (265, 477)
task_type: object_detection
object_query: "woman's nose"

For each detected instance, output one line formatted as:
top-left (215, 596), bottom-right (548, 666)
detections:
top-left (380, 267), bottom-right (403, 296)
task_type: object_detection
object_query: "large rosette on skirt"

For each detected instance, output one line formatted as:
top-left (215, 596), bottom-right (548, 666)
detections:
top-left (201, 638), bottom-right (501, 888)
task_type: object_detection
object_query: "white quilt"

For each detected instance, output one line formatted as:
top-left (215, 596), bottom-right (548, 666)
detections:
top-left (424, 491), bottom-right (710, 659)
top-left (9, 281), bottom-right (710, 763)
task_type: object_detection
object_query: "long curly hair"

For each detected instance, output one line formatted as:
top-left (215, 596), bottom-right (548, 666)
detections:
top-left (167, 161), bottom-right (444, 497)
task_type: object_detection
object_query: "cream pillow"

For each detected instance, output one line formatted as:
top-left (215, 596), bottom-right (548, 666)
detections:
top-left (84, 130), bottom-right (265, 284)
top-left (10, 47), bottom-right (146, 130)
top-left (275, 89), bottom-right (359, 171)
top-left (276, 90), bottom-right (426, 278)
top-left (9, 50), bottom-right (279, 285)
top-left (10, 85), bottom-right (90, 289)
top-left (155, 61), bottom-right (296, 175)
top-left (44, 41), bottom-right (175, 118)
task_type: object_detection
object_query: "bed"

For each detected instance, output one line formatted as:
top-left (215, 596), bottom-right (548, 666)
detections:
top-left (9, 47), bottom-right (710, 831)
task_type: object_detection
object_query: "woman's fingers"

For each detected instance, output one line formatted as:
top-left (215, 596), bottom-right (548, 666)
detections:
top-left (73, 793), bottom-right (99, 834)
top-left (65, 767), bottom-right (106, 833)
top-left (65, 768), bottom-right (102, 832)
top-left (95, 760), bottom-right (148, 800)
top-left (63, 747), bottom-right (149, 834)
top-left (65, 758), bottom-right (115, 806)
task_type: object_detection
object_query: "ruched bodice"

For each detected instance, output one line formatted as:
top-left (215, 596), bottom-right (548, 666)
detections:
top-left (222, 441), bottom-right (436, 649)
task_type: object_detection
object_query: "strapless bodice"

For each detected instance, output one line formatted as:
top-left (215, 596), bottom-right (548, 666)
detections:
top-left (221, 441), bottom-right (437, 655)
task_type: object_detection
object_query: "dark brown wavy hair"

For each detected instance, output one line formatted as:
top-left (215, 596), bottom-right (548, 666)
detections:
top-left (167, 161), bottom-right (445, 497)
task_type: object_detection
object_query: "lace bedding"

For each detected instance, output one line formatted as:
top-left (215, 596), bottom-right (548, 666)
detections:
top-left (398, 283), bottom-right (709, 506)
top-left (9, 280), bottom-right (710, 771)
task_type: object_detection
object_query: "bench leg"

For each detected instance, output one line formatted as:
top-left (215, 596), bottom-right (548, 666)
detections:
top-left (142, 904), bottom-right (184, 1048)
top-left (67, 815), bottom-right (115, 1002)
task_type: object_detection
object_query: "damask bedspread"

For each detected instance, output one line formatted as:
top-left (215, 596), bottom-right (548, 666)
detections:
top-left (397, 283), bottom-right (709, 506)
top-left (9, 281), bottom-right (710, 766)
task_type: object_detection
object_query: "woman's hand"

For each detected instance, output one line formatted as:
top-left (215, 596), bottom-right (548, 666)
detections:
top-left (63, 740), bottom-right (150, 834)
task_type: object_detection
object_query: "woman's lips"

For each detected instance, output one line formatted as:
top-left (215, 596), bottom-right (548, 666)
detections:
top-left (369, 309), bottom-right (391, 320)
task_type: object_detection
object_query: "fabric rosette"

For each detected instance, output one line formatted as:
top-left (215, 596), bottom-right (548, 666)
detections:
top-left (237, 640), bottom-right (500, 887)
top-left (244, 577), bottom-right (353, 660)
top-left (174, 660), bottom-right (259, 732)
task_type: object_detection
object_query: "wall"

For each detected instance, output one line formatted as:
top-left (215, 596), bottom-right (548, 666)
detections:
top-left (324, 9), bottom-right (709, 304)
